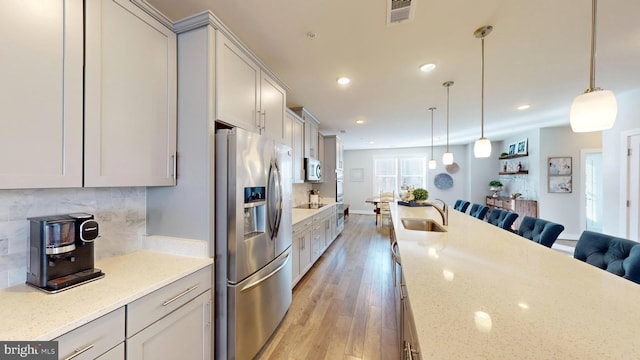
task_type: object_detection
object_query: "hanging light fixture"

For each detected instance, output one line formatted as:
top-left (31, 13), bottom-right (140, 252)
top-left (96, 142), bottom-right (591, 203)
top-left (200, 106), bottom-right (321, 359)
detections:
top-left (570, 0), bottom-right (617, 132)
top-left (442, 81), bottom-right (454, 165)
top-left (428, 107), bottom-right (437, 169)
top-left (473, 25), bottom-right (493, 158)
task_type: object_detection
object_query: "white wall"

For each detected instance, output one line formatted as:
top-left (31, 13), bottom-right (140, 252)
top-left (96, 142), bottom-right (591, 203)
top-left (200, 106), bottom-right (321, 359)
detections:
top-left (344, 145), bottom-right (468, 213)
top-left (537, 126), bottom-right (601, 239)
top-left (466, 141), bottom-right (501, 206)
top-left (603, 88), bottom-right (640, 237)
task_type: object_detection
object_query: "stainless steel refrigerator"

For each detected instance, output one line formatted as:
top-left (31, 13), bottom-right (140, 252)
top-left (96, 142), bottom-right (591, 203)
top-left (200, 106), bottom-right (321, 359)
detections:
top-left (215, 127), bottom-right (293, 359)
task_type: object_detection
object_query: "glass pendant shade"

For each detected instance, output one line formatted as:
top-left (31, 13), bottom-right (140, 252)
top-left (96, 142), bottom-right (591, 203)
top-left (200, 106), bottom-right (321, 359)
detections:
top-left (442, 152), bottom-right (454, 165)
top-left (428, 159), bottom-right (437, 170)
top-left (474, 138), bottom-right (492, 158)
top-left (570, 89), bottom-right (617, 132)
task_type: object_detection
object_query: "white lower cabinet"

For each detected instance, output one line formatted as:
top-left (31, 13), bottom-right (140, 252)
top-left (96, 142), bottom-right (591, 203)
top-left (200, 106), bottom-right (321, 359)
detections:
top-left (55, 307), bottom-right (125, 360)
top-left (126, 291), bottom-right (211, 360)
top-left (292, 205), bottom-right (340, 288)
top-left (292, 218), bottom-right (313, 287)
top-left (126, 266), bottom-right (212, 360)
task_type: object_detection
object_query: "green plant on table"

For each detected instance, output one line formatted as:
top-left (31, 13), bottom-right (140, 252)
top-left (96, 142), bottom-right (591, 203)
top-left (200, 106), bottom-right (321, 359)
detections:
top-left (412, 188), bottom-right (429, 201)
top-left (489, 180), bottom-right (503, 187)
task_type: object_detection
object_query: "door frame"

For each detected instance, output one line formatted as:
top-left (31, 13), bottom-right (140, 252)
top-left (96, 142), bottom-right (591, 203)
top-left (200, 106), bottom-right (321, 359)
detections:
top-left (620, 129), bottom-right (640, 238)
top-left (580, 148), bottom-right (603, 234)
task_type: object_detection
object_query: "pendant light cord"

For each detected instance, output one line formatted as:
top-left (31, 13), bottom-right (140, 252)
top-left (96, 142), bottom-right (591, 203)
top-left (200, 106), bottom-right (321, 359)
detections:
top-left (446, 86), bottom-right (450, 152)
top-left (589, 0), bottom-right (597, 91)
top-left (481, 36), bottom-right (485, 139)
top-left (430, 109), bottom-right (434, 160)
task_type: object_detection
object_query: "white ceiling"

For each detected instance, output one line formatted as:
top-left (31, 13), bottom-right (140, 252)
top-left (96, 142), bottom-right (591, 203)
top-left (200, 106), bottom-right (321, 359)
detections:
top-left (147, 0), bottom-right (640, 150)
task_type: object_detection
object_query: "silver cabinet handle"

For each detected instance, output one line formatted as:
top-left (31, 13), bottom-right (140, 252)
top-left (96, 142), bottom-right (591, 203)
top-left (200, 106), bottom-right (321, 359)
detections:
top-left (64, 343), bottom-right (94, 360)
top-left (162, 285), bottom-right (199, 306)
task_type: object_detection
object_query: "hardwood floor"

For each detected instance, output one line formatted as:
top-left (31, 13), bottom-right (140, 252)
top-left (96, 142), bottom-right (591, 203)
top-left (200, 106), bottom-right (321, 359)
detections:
top-left (257, 214), bottom-right (399, 360)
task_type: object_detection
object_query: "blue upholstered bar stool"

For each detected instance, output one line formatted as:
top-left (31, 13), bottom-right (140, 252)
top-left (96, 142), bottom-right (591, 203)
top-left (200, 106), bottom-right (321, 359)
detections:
top-left (574, 230), bottom-right (640, 284)
top-left (453, 200), bottom-right (470, 213)
top-left (469, 203), bottom-right (489, 220)
top-left (516, 216), bottom-right (565, 248)
top-left (487, 208), bottom-right (518, 231)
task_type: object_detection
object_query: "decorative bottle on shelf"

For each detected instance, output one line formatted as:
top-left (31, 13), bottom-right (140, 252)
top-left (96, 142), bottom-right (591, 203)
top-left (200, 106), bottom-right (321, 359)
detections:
top-left (503, 163), bottom-right (507, 172)
top-left (516, 161), bottom-right (522, 173)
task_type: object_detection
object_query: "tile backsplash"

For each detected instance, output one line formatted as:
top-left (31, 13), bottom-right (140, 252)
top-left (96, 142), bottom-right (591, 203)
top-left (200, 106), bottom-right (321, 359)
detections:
top-left (293, 183), bottom-right (312, 206)
top-left (0, 187), bottom-right (146, 289)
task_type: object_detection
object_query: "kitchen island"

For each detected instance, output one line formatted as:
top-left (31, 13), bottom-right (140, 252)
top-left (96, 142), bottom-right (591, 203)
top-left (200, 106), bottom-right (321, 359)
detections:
top-left (391, 202), bottom-right (640, 359)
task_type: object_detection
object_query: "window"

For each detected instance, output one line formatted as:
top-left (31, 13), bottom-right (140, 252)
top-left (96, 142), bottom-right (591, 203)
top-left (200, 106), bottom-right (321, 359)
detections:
top-left (373, 156), bottom-right (426, 195)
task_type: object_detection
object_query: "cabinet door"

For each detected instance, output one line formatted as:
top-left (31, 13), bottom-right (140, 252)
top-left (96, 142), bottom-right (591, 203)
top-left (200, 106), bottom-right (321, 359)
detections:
top-left (304, 120), bottom-right (319, 159)
top-left (292, 115), bottom-right (305, 183)
top-left (292, 232), bottom-right (301, 286)
top-left (127, 290), bottom-right (212, 360)
top-left (299, 227), bottom-right (312, 275)
top-left (85, 0), bottom-right (177, 187)
top-left (215, 32), bottom-right (260, 133)
top-left (0, 0), bottom-right (83, 189)
top-left (261, 73), bottom-right (287, 144)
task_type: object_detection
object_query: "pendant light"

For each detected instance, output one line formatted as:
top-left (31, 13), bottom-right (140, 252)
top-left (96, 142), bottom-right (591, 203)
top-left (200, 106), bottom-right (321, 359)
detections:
top-left (570, 0), bottom-right (617, 132)
top-left (442, 81), bottom-right (454, 165)
top-left (473, 25), bottom-right (493, 158)
top-left (428, 107), bottom-right (437, 169)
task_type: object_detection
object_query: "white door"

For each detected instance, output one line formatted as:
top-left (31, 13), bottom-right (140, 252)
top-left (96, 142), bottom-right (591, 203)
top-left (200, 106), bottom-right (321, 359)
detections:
top-left (584, 151), bottom-right (603, 232)
top-left (628, 135), bottom-right (640, 241)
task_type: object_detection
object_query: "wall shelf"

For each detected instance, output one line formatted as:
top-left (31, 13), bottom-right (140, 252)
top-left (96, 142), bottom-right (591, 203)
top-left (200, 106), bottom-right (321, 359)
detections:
top-left (499, 171), bottom-right (529, 175)
top-left (499, 153), bottom-right (528, 160)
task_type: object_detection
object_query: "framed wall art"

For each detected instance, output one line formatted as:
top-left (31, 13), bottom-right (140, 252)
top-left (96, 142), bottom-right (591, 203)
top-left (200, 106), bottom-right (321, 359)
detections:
top-left (508, 143), bottom-right (517, 156)
top-left (548, 156), bottom-right (572, 193)
top-left (516, 138), bottom-right (528, 154)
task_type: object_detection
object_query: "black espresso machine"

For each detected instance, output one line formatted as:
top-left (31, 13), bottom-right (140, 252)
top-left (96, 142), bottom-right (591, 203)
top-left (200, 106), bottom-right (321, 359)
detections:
top-left (26, 213), bottom-right (104, 293)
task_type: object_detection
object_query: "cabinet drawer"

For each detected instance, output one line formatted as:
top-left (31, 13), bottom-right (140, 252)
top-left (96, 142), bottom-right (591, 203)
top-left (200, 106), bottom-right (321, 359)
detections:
top-left (486, 198), bottom-right (495, 206)
top-left (96, 343), bottom-right (124, 360)
top-left (127, 266), bottom-right (212, 337)
top-left (293, 219), bottom-right (312, 233)
top-left (55, 307), bottom-right (125, 360)
top-left (494, 199), bottom-right (503, 207)
top-left (503, 199), bottom-right (515, 210)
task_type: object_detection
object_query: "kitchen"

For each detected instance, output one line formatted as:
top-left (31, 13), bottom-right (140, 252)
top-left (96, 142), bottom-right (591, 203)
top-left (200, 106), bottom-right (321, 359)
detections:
top-left (1, 0), bottom-right (640, 359)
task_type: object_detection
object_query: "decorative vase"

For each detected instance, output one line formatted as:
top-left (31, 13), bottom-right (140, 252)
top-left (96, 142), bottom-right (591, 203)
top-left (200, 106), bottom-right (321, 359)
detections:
top-left (489, 186), bottom-right (502, 197)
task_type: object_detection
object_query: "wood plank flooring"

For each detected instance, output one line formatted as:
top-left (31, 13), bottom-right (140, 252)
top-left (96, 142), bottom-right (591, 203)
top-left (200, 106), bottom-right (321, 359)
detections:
top-left (257, 215), bottom-right (399, 360)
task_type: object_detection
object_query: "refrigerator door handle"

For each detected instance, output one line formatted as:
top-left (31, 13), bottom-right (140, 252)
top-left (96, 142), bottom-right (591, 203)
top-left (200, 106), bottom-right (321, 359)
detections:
top-left (240, 251), bottom-right (290, 293)
top-left (267, 159), bottom-right (283, 240)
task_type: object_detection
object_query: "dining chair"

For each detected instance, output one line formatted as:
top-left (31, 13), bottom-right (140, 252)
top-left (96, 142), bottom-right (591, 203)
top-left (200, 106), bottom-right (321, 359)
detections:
top-left (379, 190), bottom-right (395, 226)
top-left (469, 203), bottom-right (489, 220)
top-left (574, 231), bottom-right (640, 284)
top-left (487, 208), bottom-right (518, 231)
top-left (453, 200), bottom-right (470, 213)
top-left (517, 216), bottom-right (565, 248)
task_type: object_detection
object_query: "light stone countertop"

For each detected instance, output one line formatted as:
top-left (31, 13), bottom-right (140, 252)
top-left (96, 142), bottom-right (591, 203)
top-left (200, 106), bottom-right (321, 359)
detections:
top-left (292, 201), bottom-right (337, 225)
top-left (391, 202), bottom-right (640, 359)
top-left (0, 251), bottom-right (213, 341)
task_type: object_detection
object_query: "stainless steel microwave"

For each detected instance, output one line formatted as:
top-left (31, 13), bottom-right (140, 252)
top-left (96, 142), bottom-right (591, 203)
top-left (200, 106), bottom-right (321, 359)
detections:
top-left (305, 158), bottom-right (322, 181)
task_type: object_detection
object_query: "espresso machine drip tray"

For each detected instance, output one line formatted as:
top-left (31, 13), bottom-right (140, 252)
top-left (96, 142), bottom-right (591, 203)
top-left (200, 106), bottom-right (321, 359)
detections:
top-left (28, 268), bottom-right (105, 294)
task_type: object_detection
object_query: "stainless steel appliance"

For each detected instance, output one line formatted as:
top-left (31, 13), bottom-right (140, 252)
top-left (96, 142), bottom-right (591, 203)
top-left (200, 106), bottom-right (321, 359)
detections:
top-left (336, 169), bottom-right (345, 233)
top-left (26, 213), bottom-right (103, 293)
top-left (305, 157), bottom-right (322, 181)
top-left (215, 128), bottom-right (293, 360)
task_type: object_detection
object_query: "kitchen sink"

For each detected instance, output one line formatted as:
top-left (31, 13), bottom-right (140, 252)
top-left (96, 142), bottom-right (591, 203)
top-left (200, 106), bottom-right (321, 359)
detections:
top-left (401, 218), bottom-right (447, 232)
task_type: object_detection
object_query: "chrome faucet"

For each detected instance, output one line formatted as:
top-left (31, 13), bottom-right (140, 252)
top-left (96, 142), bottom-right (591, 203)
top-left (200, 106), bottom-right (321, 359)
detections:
top-left (428, 198), bottom-right (448, 226)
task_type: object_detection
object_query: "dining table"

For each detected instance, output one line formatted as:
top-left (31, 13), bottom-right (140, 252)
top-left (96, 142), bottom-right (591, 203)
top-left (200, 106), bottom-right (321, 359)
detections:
top-left (365, 197), bottom-right (384, 225)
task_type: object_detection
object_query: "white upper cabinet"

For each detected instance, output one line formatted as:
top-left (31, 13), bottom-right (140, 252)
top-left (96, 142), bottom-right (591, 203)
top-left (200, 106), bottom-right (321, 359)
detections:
top-left (0, 0), bottom-right (83, 189)
top-left (216, 32), bottom-right (287, 143)
top-left (215, 33), bottom-right (260, 133)
top-left (85, 0), bottom-right (177, 187)
top-left (288, 110), bottom-right (305, 183)
top-left (260, 73), bottom-right (287, 145)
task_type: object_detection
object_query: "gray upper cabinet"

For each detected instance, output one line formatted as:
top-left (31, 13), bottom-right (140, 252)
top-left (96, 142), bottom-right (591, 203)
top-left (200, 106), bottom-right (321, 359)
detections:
top-left (0, 0), bottom-right (83, 189)
top-left (84, 0), bottom-right (177, 187)
top-left (216, 32), bottom-right (287, 144)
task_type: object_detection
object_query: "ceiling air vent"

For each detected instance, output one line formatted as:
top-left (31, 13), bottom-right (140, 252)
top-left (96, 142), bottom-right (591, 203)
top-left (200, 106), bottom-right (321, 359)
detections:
top-left (387, 0), bottom-right (415, 25)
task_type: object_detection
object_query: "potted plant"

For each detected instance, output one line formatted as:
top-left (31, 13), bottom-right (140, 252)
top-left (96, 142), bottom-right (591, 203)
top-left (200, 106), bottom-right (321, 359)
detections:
top-left (489, 180), bottom-right (503, 197)
top-left (412, 188), bottom-right (429, 203)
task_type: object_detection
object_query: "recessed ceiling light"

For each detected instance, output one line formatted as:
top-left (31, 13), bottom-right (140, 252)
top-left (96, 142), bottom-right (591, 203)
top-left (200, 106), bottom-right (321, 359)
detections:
top-left (517, 104), bottom-right (531, 110)
top-left (368, 141), bottom-right (375, 144)
top-left (355, 120), bottom-right (364, 124)
top-left (337, 77), bottom-right (351, 85)
top-left (419, 63), bottom-right (436, 73)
